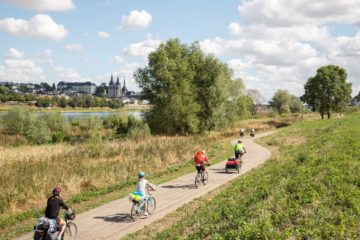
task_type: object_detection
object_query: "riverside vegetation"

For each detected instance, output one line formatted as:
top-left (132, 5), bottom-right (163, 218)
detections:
top-left (0, 107), bottom-right (313, 239)
top-left (128, 112), bottom-right (360, 239)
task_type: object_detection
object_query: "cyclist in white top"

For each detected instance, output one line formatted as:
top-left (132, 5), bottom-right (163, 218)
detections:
top-left (136, 172), bottom-right (155, 216)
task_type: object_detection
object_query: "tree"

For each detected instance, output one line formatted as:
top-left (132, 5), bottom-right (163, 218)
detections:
top-left (246, 89), bottom-right (265, 117)
top-left (0, 86), bottom-right (9, 94)
top-left (289, 95), bottom-right (305, 113)
top-left (269, 90), bottom-right (291, 116)
top-left (95, 86), bottom-right (107, 98)
top-left (301, 65), bottom-right (352, 118)
top-left (135, 39), bottom-right (240, 134)
top-left (58, 97), bottom-right (67, 108)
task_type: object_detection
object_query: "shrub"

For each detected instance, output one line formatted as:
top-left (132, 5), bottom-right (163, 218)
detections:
top-left (127, 122), bottom-right (152, 140)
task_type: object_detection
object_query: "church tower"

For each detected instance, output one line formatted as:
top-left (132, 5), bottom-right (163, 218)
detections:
top-left (121, 77), bottom-right (128, 96)
top-left (107, 75), bottom-right (122, 98)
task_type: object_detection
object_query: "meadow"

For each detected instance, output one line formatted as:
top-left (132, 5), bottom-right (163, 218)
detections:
top-left (0, 111), bottom-right (319, 239)
top-left (125, 112), bottom-right (360, 239)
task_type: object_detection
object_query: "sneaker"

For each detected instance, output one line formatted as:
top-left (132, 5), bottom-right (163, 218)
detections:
top-left (144, 212), bottom-right (149, 216)
top-left (57, 237), bottom-right (62, 240)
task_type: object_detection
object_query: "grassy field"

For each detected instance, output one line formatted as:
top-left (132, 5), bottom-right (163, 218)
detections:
top-left (0, 113), bottom-right (320, 239)
top-left (127, 112), bottom-right (360, 239)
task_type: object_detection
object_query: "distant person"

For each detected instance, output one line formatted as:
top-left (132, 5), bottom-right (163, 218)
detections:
top-left (250, 128), bottom-right (255, 137)
top-left (234, 140), bottom-right (247, 160)
top-left (45, 186), bottom-right (71, 240)
top-left (194, 150), bottom-right (210, 174)
top-left (135, 172), bottom-right (156, 216)
top-left (240, 128), bottom-right (245, 138)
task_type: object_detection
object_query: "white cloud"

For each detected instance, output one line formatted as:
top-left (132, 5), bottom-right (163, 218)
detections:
top-left (97, 31), bottom-right (110, 38)
top-left (65, 44), bottom-right (84, 51)
top-left (0, 48), bottom-right (45, 83)
top-left (6, 48), bottom-right (24, 59)
top-left (238, 0), bottom-right (360, 27)
top-left (198, 0), bottom-right (360, 99)
top-left (110, 56), bottom-right (124, 64)
top-left (0, 14), bottom-right (68, 41)
top-left (119, 10), bottom-right (152, 30)
top-left (123, 38), bottom-right (162, 57)
top-left (53, 66), bottom-right (90, 82)
top-left (228, 22), bottom-right (243, 36)
top-left (3, 0), bottom-right (75, 12)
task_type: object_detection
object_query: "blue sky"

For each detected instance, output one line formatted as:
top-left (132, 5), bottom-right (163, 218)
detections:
top-left (0, 0), bottom-right (359, 99)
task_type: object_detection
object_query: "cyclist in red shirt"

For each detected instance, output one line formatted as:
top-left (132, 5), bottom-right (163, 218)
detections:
top-left (194, 150), bottom-right (210, 173)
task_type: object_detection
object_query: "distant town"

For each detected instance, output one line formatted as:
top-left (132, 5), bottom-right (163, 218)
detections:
top-left (0, 75), bottom-right (149, 105)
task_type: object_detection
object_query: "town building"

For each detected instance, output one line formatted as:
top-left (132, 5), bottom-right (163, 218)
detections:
top-left (107, 75), bottom-right (122, 98)
top-left (57, 81), bottom-right (96, 94)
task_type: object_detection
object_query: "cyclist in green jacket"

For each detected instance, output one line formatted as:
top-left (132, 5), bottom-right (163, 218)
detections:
top-left (234, 140), bottom-right (247, 160)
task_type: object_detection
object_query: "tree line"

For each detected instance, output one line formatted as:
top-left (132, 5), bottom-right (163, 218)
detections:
top-left (0, 87), bottom-right (123, 109)
top-left (135, 39), bottom-right (353, 135)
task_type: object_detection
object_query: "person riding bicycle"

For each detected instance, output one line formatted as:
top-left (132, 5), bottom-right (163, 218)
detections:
top-left (240, 128), bottom-right (245, 138)
top-left (194, 150), bottom-right (210, 174)
top-left (135, 172), bottom-right (156, 216)
top-left (44, 186), bottom-right (71, 240)
top-left (250, 128), bottom-right (255, 137)
top-left (234, 140), bottom-right (247, 160)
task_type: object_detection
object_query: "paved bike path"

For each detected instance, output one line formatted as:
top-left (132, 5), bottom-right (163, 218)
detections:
top-left (17, 132), bottom-right (273, 240)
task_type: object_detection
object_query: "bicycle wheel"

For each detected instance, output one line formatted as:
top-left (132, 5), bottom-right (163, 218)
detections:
top-left (147, 196), bottom-right (156, 215)
top-left (202, 171), bottom-right (208, 185)
top-left (194, 173), bottom-right (201, 188)
top-left (130, 203), bottom-right (141, 221)
top-left (63, 222), bottom-right (77, 240)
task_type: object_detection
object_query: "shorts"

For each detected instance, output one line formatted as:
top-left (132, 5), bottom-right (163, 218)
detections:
top-left (235, 150), bottom-right (244, 159)
top-left (195, 164), bottom-right (205, 173)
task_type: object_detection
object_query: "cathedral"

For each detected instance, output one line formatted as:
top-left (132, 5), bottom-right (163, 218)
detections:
top-left (107, 75), bottom-right (130, 98)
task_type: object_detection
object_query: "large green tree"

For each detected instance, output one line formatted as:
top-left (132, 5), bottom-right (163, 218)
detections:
top-left (135, 39), bottom-right (248, 134)
top-left (269, 90), bottom-right (291, 116)
top-left (301, 65), bottom-right (352, 118)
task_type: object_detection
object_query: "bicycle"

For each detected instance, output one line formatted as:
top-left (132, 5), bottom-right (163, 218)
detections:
top-left (33, 210), bottom-right (77, 240)
top-left (130, 188), bottom-right (156, 221)
top-left (194, 163), bottom-right (209, 188)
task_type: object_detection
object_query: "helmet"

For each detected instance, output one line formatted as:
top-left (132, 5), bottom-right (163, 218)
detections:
top-left (238, 140), bottom-right (242, 143)
top-left (52, 186), bottom-right (61, 196)
top-left (138, 172), bottom-right (145, 178)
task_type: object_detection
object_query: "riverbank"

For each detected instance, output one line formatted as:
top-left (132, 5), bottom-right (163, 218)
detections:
top-left (0, 103), bottom-right (151, 112)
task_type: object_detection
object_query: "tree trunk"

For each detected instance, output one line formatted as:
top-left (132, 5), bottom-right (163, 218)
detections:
top-left (327, 111), bottom-right (331, 119)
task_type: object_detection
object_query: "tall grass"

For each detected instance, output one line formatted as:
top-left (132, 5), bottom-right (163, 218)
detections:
top-left (148, 112), bottom-right (360, 239)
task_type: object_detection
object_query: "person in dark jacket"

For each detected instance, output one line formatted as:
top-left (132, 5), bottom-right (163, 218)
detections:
top-left (45, 186), bottom-right (71, 240)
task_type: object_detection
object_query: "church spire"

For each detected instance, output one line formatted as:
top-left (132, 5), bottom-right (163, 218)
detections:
top-left (109, 75), bottom-right (114, 85)
top-left (116, 76), bottom-right (120, 85)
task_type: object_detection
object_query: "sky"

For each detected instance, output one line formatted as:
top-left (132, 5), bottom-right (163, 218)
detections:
top-left (0, 0), bottom-right (359, 100)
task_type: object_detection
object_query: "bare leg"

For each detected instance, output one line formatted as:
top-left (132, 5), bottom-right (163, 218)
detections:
top-left (58, 218), bottom-right (67, 238)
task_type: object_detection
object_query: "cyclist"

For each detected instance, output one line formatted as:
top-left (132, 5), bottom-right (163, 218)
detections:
top-left (45, 186), bottom-right (71, 240)
top-left (250, 128), bottom-right (255, 137)
top-left (234, 140), bottom-right (247, 160)
top-left (135, 172), bottom-right (156, 216)
top-left (194, 150), bottom-right (210, 174)
top-left (240, 128), bottom-right (245, 138)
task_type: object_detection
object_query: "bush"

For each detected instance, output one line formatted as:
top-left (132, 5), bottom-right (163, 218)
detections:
top-left (127, 122), bottom-right (151, 140)
top-left (108, 99), bottom-right (123, 109)
top-left (2, 107), bottom-right (27, 135)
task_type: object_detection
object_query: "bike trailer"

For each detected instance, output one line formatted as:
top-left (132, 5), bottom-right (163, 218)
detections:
top-left (226, 157), bottom-right (240, 169)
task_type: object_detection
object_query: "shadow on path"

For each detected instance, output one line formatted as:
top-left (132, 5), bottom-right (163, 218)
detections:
top-left (94, 213), bottom-right (132, 223)
top-left (162, 184), bottom-right (196, 189)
